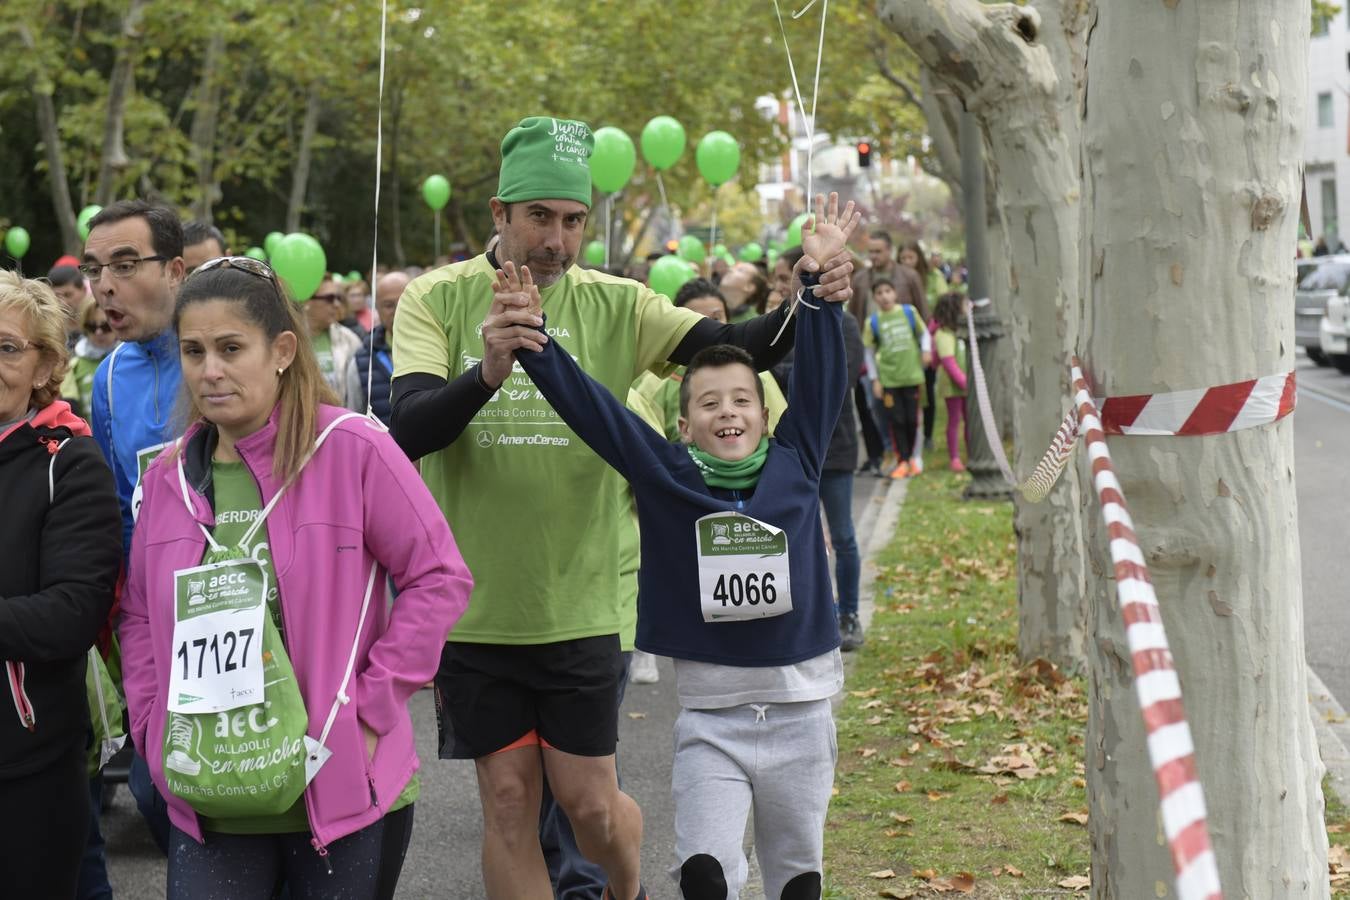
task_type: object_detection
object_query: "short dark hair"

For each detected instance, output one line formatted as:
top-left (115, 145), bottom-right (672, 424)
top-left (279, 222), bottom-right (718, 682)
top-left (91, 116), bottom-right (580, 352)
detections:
top-left (182, 220), bottom-right (226, 252)
top-left (869, 230), bottom-right (892, 246)
top-left (47, 265), bottom-right (83, 288)
top-left (678, 344), bottom-right (765, 417)
top-left (87, 200), bottom-right (184, 260)
top-left (674, 278), bottom-right (728, 319)
top-left (871, 277), bottom-right (894, 291)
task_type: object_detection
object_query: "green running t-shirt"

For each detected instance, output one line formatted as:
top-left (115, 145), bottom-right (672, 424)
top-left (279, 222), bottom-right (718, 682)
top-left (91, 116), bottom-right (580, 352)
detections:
top-left (935, 328), bottom-right (967, 400)
top-left (864, 306), bottom-right (924, 388)
top-left (312, 330), bottom-right (334, 380)
top-left (394, 256), bottom-right (700, 645)
top-left (200, 460), bottom-right (416, 834)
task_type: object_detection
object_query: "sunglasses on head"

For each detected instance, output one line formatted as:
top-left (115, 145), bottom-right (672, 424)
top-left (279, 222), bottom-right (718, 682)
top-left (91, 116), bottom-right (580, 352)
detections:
top-left (190, 256), bottom-right (287, 303)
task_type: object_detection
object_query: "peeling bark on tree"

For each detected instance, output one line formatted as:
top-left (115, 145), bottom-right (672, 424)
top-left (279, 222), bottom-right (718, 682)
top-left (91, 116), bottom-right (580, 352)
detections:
top-left (94, 0), bottom-right (146, 207)
top-left (879, 0), bottom-right (1088, 671)
top-left (1080, 2), bottom-right (1327, 894)
top-left (285, 87), bottom-right (321, 234)
top-left (919, 67), bottom-right (965, 211)
top-left (188, 31), bottom-right (225, 224)
top-left (18, 24), bottom-right (79, 253)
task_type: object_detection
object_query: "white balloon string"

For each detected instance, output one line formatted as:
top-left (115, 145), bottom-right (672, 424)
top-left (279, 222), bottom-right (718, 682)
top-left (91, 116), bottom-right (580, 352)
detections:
top-left (772, 0), bottom-right (829, 208)
top-left (365, 0), bottom-right (388, 422)
top-left (710, 188), bottom-right (719, 265)
top-left (605, 195), bottom-right (612, 270)
top-left (656, 172), bottom-right (671, 241)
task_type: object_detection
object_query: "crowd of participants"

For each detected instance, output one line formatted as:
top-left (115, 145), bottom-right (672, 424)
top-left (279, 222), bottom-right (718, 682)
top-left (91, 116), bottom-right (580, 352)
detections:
top-left (0, 115), bottom-right (968, 900)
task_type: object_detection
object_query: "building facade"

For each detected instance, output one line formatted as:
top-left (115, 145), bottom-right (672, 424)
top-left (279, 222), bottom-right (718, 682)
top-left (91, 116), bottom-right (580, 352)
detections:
top-left (1307, 7), bottom-right (1350, 249)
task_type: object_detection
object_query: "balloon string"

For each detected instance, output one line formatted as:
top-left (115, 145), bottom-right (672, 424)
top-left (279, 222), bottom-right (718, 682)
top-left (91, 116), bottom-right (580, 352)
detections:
top-left (605, 196), bottom-right (612, 270)
top-left (710, 188), bottom-right (719, 263)
top-left (772, 0), bottom-right (829, 206)
top-left (656, 172), bottom-right (671, 240)
top-left (364, 0), bottom-right (388, 423)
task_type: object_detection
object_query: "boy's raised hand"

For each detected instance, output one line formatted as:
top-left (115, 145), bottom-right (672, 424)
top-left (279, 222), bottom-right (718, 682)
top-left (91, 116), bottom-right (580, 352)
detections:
top-left (801, 192), bottom-right (860, 275)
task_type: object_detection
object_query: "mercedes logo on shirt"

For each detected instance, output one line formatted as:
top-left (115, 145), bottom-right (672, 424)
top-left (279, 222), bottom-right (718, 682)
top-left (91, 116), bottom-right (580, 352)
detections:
top-left (476, 431), bottom-right (494, 448)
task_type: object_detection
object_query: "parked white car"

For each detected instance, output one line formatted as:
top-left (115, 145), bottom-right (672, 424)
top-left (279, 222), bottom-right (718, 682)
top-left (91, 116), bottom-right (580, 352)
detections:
top-left (1297, 256), bottom-right (1350, 366)
top-left (1321, 292), bottom-right (1350, 372)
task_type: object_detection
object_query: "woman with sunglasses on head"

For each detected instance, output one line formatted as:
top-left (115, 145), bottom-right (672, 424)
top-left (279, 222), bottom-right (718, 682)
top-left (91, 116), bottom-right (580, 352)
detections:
top-left (0, 271), bottom-right (122, 899)
top-left (301, 274), bottom-right (364, 409)
top-left (118, 257), bottom-right (474, 899)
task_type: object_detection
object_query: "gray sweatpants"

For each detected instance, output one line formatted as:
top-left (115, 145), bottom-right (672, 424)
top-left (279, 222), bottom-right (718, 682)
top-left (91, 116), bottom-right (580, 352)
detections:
top-left (668, 699), bottom-right (837, 899)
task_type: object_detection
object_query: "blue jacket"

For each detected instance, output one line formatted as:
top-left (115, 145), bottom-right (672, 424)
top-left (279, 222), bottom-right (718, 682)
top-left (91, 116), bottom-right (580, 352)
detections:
top-left (350, 324), bottom-right (394, 425)
top-left (516, 286), bottom-right (847, 667)
top-left (90, 330), bottom-right (182, 555)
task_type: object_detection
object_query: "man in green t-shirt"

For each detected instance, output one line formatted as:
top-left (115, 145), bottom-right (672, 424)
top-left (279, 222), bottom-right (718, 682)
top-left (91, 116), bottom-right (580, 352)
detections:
top-left (389, 116), bottom-right (855, 899)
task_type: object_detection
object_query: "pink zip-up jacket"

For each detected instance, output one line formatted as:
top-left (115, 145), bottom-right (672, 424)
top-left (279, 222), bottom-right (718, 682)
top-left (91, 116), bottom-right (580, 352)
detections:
top-left (119, 404), bottom-right (472, 851)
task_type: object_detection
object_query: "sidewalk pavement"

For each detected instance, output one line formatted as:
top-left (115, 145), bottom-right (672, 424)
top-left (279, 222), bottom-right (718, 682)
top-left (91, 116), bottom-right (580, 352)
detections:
top-left (1311, 667), bottom-right (1350, 809)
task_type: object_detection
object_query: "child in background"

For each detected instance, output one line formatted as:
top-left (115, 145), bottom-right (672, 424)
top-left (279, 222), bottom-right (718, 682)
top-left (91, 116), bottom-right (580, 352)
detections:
top-left (514, 193), bottom-right (860, 900)
top-left (931, 293), bottom-right (969, 472)
top-left (864, 279), bottom-right (931, 480)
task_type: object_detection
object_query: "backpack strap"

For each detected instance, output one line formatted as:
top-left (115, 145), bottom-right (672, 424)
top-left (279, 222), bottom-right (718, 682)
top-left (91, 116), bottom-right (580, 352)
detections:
top-left (903, 304), bottom-right (919, 340)
top-left (870, 312), bottom-right (880, 343)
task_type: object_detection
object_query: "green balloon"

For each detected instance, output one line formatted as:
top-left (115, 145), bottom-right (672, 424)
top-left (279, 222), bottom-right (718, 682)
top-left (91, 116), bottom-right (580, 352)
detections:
top-left (768, 238), bottom-right (786, 254)
top-left (270, 233), bottom-right (327, 302)
top-left (767, 250), bottom-right (780, 267)
top-left (590, 126), bottom-right (636, 195)
top-left (649, 255), bottom-right (694, 300)
top-left (583, 240), bottom-right (606, 267)
top-left (738, 242), bottom-right (764, 263)
top-left (695, 131), bottom-right (740, 186)
top-left (264, 231), bottom-right (284, 257)
top-left (640, 116), bottom-right (686, 171)
top-left (4, 226), bottom-right (30, 260)
top-left (244, 247), bottom-right (268, 261)
top-left (347, 270), bottom-right (363, 282)
top-left (786, 213), bottom-right (811, 249)
top-left (77, 205), bottom-right (102, 241)
top-left (422, 174), bottom-right (451, 211)
top-left (677, 235), bottom-right (706, 263)
top-left (712, 243), bottom-right (728, 257)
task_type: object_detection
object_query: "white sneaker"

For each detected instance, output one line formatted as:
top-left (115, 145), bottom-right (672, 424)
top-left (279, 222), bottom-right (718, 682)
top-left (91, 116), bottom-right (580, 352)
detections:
top-left (629, 651), bottom-right (660, 684)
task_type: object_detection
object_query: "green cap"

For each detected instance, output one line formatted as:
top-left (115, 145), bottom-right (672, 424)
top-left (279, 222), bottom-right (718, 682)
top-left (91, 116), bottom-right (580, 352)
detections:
top-left (497, 116), bottom-right (595, 208)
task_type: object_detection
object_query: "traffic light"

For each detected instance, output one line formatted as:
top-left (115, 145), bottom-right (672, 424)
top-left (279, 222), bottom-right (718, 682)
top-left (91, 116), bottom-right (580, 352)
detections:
top-left (857, 141), bottom-right (872, 168)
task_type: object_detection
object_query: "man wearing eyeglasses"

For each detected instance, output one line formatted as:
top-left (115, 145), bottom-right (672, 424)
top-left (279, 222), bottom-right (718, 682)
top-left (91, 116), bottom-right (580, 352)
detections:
top-left (83, 200), bottom-right (185, 873)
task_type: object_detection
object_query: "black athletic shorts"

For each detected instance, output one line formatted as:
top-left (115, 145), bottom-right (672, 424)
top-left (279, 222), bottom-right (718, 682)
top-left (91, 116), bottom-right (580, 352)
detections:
top-left (433, 634), bottom-right (624, 759)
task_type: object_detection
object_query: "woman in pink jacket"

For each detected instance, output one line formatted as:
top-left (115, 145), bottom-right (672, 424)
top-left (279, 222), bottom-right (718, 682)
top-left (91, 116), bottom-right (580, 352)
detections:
top-left (119, 257), bottom-right (473, 899)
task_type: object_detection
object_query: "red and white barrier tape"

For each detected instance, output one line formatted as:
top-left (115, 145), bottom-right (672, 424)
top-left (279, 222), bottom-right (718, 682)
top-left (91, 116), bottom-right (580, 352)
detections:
top-left (1098, 370), bottom-right (1296, 436)
top-left (1072, 358), bottom-right (1223, 900)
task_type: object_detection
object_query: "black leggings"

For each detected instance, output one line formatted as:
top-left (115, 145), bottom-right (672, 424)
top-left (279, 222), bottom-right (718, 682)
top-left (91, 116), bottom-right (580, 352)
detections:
top-left (854, 379), bottom-right (884, 464)
top-left (166, 805), bottom-right (414, 900)
top-left (881, 386), bottom-right (920, 460)
top-left (923, 367), bottom-right (938, 442)
top-left (0, 741), bottom-right (89, 899)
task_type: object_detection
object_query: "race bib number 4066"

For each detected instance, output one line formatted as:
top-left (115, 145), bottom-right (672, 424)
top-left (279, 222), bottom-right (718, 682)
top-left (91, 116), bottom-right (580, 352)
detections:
top-left (695, 512), bottom-right (793, 623)
top-left (167, 559), bottom-right (267, 714)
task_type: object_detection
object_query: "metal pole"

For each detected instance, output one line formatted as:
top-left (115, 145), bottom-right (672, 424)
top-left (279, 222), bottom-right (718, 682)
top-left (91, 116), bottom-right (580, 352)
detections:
top-left (958, 111), bottom-right (1012, 501)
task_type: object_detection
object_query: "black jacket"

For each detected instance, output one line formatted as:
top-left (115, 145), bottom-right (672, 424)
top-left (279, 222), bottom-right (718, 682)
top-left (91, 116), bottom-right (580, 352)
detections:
top-left (352, 324), bottom-right (395, 425)
top-left (773, 310), bottom-right (864, 472)
top-left (0, 413), bottom-right (121, 778)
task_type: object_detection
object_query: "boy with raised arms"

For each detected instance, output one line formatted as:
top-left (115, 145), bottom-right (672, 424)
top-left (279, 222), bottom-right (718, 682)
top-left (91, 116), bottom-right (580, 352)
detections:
top-left (513, 193), bottom-right (860, 900)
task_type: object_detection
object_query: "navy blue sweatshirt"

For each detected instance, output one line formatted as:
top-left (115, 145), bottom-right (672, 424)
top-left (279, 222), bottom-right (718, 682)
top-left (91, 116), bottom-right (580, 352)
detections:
top-left (516, 285), bottom-right (848, 667)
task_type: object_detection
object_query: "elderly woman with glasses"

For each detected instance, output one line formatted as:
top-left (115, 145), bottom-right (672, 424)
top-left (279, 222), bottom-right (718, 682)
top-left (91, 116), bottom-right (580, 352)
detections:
top-left (118, 257), bottom-right (472, 899)
top-left (300, 274), bottom-right (363, 409)
top-left (0, 271), bottom-right (122, 898)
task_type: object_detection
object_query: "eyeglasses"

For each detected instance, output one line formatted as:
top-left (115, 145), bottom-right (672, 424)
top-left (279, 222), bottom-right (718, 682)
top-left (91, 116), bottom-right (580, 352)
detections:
top-left (79, 256), bottom-right (168, 281)
top-left (85, 322), bottom-right (113, 336)
top-left (0, 336), bottom-right (39, 367)
top-left (309, 293), bottom-right (341, 304)
top-left (190, 256), bottom-right (286, 304)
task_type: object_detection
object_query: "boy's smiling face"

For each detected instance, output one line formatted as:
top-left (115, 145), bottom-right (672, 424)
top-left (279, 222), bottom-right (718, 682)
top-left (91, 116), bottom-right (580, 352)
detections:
top-left (873, 282), bottom-right (898, 311)
top-left (678, 362), bottom-right (767, 461)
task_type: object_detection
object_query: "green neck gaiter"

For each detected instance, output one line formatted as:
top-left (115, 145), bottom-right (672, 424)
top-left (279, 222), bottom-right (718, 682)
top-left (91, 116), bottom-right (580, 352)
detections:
top-left (686, 437), bottom-right (770, 490)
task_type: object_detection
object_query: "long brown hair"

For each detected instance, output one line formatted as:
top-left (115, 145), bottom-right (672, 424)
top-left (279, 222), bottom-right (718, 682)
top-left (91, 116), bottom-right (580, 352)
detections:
top-left (174, 264), bottom-right (338, 484)
top-left (899, 239), bottom-right (931, 286)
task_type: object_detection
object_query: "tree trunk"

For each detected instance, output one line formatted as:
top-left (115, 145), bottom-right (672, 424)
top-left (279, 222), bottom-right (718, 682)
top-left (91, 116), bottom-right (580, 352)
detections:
top-left (879, 0), bottom-right (1088, 669)
top-left (285, 87), bottom-right (321, 234)
top-left (188, 31), bottom-right (225, 224)
top-left (94, 0), bottom-right (146, 206)
top-left (919, 66), bottom-right (964, 211)
top-left (18, 24), bottom-right (80, 253)
top-left (1080, 1), bottom-right (1327, 894)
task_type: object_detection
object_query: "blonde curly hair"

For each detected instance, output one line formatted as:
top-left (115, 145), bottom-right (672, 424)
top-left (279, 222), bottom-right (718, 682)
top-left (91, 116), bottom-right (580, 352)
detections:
top-left (0, 270), bottom-right (71, 409)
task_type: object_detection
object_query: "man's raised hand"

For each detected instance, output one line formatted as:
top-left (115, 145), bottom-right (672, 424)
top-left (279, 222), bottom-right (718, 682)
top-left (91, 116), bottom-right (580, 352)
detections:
top-left (481, 261), bottom-right (547, 388)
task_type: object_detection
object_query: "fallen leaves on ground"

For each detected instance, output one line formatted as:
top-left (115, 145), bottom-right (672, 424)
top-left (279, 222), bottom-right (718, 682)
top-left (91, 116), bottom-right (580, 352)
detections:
top-left (1058, 810), bottom-right (1089, 826)
top-left (1058, 874), bottom-right (1090, 890)
top-left (1331, 844), bottom-right (1350, 887)
top-left (912, 869), bottom-right (976, 893)
top-left (868, 868), bottom-right (897, 879)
